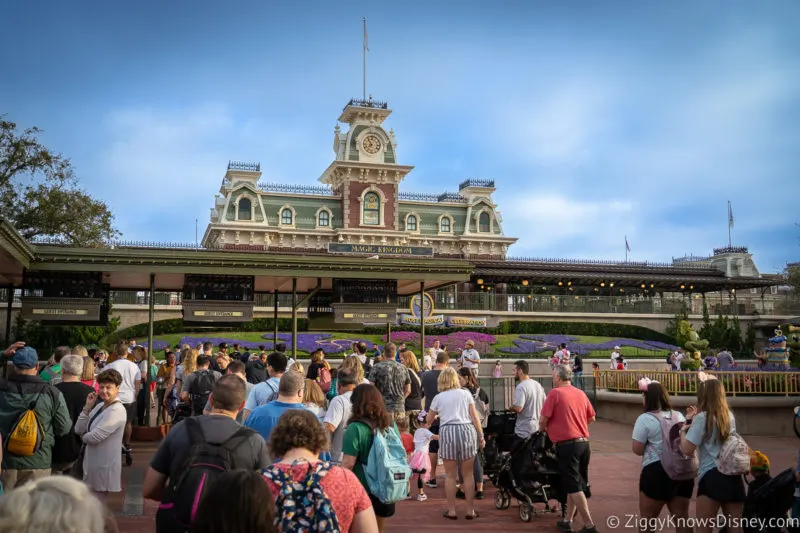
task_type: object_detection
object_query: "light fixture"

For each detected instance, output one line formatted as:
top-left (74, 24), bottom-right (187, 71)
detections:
top-left (609, 282), bottom-right (615, 287)
top-left (594, 288), bottom-right (599, 292)
top-left (680, 284), bottom-right (685, 290)
top-left (522, 279), bottom-right (528, 286)
top-left (620, 288), bottom-right (625, 293)
top-left (600, 282), bottom-right (605, 287)
top-left (527, 294), bottom-right (532, 299)
top-left (569, 287), bottom-right (574, 291)
top-left (731, 288), bottom-right (736, 293)
top-left (641, 283), bottom-right (646, 289)
top-left (567, 281), bottom-right (572, 286)
top-left (558, 281), bottom-right (563, 287)
top-left (689, 285), bottom-right (694, 290)
top-left (487, 286), bottom-right (492, 291)
top-left (477, 278), bottom-right (483, 285)
top-left (650, 283), bottom-right (654, 288)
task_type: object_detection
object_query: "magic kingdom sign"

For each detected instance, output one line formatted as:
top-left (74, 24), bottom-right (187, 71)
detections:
top-left (327, 243), bottom-right (434, 257)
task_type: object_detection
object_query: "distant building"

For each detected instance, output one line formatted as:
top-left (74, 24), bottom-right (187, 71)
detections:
top-left (202, 97), bottom-right (517, 259)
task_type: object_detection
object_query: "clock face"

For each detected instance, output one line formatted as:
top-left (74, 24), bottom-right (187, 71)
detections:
top-left (362, 135), bottom-right (381, 154)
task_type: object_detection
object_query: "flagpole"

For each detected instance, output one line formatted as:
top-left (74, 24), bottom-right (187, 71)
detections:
top-left (362, 17), bottom-right (367, 100)
top-left (625, 236), bottom-right (628, 263)
top-left (727, 201), bottom-right (732, 248)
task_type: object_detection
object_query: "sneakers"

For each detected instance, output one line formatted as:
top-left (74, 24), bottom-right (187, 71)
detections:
top-left (425, 480), bottom-right (438, 488)
top-left (416, 493), bottom-right (428, 501)
top-left (475, 490), bottom-right (484, 500)
top-left (577, 527), bottom-right (598, 533)
top-left (557, 520), bottom-right (573, 532)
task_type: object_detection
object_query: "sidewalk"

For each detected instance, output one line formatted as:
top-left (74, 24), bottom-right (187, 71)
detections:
top-left (112, 420), bottom-right (800, 532)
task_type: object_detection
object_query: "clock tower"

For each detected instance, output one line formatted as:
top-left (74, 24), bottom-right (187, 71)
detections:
top-left (319, 97), bottom-right (413, 231)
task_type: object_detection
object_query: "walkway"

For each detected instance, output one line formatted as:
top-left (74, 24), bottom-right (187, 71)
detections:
top-left (112, 420), bottom-right (799, 532)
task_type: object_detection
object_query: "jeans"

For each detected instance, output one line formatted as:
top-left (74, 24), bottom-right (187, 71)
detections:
top-left (573, 371), bottom-right (584, 389)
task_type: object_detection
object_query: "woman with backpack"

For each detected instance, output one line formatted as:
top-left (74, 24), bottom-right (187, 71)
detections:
top-left (262, 409), bottom-right (377, 533)
top-left (631, 380), bottom-right (694, 533)
top-left (342, 384), bottom-right (404, 533)
top-left (680, 378), bottom-right (747, 533)
top-left (456, 367), bottom-right (489, 499)
top-left (400, 350), bottom-right (423, 431)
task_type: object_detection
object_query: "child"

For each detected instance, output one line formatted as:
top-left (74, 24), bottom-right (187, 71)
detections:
top-left (748, 450), bottom-right (771, 494)
top-left (397, 416), bottom-right (414, 456)
top-left (492, 361), bottom-right (503, 379)
top-left (616, 356), bottom-right (627, 370)
top-left (409, 411), bottom-right (438, 501)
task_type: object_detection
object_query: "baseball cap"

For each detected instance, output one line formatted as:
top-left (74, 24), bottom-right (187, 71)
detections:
top-left (12, 346), bottom-right (38, 369)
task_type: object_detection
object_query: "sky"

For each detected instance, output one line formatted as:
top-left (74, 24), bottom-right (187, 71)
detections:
top-left (1, 1), bottom-right (798, 273)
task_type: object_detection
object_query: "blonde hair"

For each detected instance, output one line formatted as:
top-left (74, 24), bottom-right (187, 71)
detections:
top-left (132, 345), bottom-right (147, 362)
top-left (437, 367), bottom-right (460, 392)
top-left (698, 379), bottom-right (732, 441)
top-left (401, 350), bottom-right (420, 372)
top-left (81, 356), bottom-right (95, 382)
top-left (182, 349), bottom-right (198, 375)
top-left (303, 379), bottom-right (326, 409)
top-left (0, 475), bottom-right (111, 533)
top-left (289, 361), bottom-right (305, 375)
top-left (71, 345), bottom-right (88, 357)
top-left (340, 355), bottom-right (365, 383)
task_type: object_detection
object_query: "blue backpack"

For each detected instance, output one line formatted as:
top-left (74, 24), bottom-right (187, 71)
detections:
top-left (262, 462), bottom-right (341, 533)
top-left (363, 424), bottom-right (411, 504)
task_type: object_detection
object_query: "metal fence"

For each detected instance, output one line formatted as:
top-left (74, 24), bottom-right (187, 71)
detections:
top-left (596, 369), bottom-right (800, 396)
top-left (478, 375), bottom-right (597, 412)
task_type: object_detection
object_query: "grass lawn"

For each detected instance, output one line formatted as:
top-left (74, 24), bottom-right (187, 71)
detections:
top-left (145, 331), bottom-right (670, 360)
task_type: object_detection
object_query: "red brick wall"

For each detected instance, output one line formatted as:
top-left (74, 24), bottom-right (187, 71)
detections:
top-left (347, 182), bottom-right (396, 230)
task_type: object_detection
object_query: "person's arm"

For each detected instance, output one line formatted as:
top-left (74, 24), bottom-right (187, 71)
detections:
top-left (180, 374), bottom-right (193, 402)
top-left (351, 507), bottom-right (379, 533)
top-left (323, 397), bottom-right (342, 434)
top-left (52, 390), bottom-right (74, 437)
top-left (203, 397), bottom-right (212, 416)
top-left (469, 402), bottom-right (485, 449)
top-left (680, 413), bottom-right (703, 456)
top-left (631, 416), bottom-right (648, 456)
top-left (342, 454), bottom-right (357, 470)
top-left (143, 467), bottom-right (168, 501)
top-left (81, 404), bottom-right (126, 445)
top-left (538, 392), bottom-right (554, 432)
top-left (510, 384), bottom-right (524, 414)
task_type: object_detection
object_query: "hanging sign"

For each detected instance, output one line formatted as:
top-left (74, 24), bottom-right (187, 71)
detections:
top-left (21, 297), bottom-right (103, 323)
top-left (182, 301), bottom-right (254, 324)
top-left (333, 303), bottom-right (398, 324)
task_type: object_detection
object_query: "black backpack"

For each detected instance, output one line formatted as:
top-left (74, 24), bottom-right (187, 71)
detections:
top-left (165, 417), bottom-right (254, 527)
top-left (188, 370), bottom-right (217, 416)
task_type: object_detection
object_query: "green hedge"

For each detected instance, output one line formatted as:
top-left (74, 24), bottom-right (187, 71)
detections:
top-left (366, 321), bottom-right (674, 343)
top-left (102, 318), bottom-right (309, 348)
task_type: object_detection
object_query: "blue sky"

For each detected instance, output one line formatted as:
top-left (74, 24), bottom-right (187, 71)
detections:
top-left (1, 1), bottom-right (798, 273)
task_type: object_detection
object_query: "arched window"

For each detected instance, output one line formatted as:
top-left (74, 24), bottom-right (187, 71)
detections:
top-left (238, 198), bottom-right (252, 220)
top-left (281, 208), bottom-right (293, 225)
top-left (440, 217), bottom-right (451, 233)
top-left (479, 212), bottom-right (491, 232)
top-left (406, 215), bottom-right (417, 231)
top-left (318, 210), bottom-right (330, 227)
top-left (362, 192), bottom-right (381, 225)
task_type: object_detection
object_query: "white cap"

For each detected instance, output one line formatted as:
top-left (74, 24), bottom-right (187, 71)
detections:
top-left (614, 346), bottom-right (621, 350)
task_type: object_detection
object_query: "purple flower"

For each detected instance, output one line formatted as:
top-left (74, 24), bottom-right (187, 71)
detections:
top-left (139, 340), bottom-right (170, 351)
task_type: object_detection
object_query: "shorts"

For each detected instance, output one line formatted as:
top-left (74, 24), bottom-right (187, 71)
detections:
top-left (639, 461), bottom-right (695, 502)
top-left (429, 419), bottom-right (440, 454)
top-left (556, 439), bottom-right (590, 494)
top-left (369, 492), bottom-right (396, 518)
top-left (697, 467), bottom-right (746, 503)
top-left (438, 423), bottom-right (478, 461)
top-left (123, 402), bottom-right (136, 422)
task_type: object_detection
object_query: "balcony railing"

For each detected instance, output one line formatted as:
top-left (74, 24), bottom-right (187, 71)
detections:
top-left (596, 370), bottom-right (800, 396)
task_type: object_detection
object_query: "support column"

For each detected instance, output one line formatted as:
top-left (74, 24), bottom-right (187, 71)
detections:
top-left (387, 322), bottom-right (392, 344)
top-left (273, 289), bottom-right (279, 346)
top-left (4, 285), bottom-right (13, 347)
top-left (419, 282), bottom-right (425, 359)
top-left (145, 273), bottom-right (155, 427)
top-left (291, 278), bottom-right (297, 358)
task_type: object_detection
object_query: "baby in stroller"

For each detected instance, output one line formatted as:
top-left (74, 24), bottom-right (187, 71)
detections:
top-left (743, 451), bottom-right (795, 533)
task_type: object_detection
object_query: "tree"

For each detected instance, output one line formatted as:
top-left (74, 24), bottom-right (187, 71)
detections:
top-left (786, 263), bottom-right (800, 293)
top-left (0, 116), bottom-right (120, 245)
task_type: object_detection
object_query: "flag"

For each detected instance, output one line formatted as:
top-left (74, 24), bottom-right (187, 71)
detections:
top-left (363, 18), bottom-right (369, 52)
top-left (625, 236), bottom-right (631, 253)
top-left (728, 201), bottom-right (734, 229)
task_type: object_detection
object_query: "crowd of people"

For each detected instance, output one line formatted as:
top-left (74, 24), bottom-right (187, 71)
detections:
top-left (0, 336), bottom-right (793, 533)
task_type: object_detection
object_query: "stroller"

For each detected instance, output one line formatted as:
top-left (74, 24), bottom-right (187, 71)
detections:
top-left (483, 411), bottom-right (517, 477)
top-left (490, 431), bottom-right (568, 523)
top-left (743, 468), bottom-right (796, 533)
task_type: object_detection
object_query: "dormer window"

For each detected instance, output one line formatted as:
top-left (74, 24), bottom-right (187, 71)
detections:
top-left (281, 208), bottom-right (293, 225)
top-left (238, 198), bottom-right (252, 221)
top-left (318, 210), bottom-right (330, 227)
top-left (479, 212), bottom-right (491, 232)
top-left (440, 217), bottom-right (451, 233)
top-left (406, 215), bottom-right (417, 231)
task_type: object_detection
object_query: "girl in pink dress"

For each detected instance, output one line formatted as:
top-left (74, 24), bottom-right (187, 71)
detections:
top-left (409, 411), bottom-right (438, 501)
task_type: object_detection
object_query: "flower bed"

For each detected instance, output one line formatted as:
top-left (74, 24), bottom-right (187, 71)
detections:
top-left (144, 334), bottom-right (375, 355)
top-left (499, 334), bottom-right (676, 356)
top-left (383, 331), bottom-right (496, 356)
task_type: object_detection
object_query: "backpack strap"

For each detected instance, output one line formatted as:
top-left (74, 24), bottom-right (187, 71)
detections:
top-left (220, 427), bottom-right (255, 460)
top-left (183, 417), bottom-right (205, 445)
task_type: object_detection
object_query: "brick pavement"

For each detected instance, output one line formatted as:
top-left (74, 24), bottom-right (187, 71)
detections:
top-left (111, 420), bottom-right (800, 533)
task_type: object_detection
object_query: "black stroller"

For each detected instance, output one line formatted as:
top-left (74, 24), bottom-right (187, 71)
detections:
top-left (483, 411), bottom-right (518, 477)
top-left (490, 431), bottom-right (568, 523)
top-left (744, 468), bottom-right (796, 533)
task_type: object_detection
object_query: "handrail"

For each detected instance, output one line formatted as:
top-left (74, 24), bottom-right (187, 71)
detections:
top-left (596, 369), bottom-right (800, 396)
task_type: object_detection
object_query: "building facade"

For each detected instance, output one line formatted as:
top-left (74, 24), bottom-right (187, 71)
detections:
top-left (201, 97), bottom-right (518, 258)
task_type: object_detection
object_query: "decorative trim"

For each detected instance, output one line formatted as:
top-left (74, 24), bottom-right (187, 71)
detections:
top-left (404, 212), bottom-right (421, 234)
top-left (473, 207), bottom-right (496, 233)
top-left (315, 206), bottom-right (334, 229)
top-left (437, 214), bottom-right (455, 235)
top-left (359, 187), bottom-right (387, 228)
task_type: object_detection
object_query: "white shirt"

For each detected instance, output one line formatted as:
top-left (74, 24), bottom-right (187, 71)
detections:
top-left (672, 352), bottom-right (684, 371)
top-left (430, 388), bottom-right (474, 426)
top-left (323, 390), bottom-right (353, 463)
top-left (104, 359), bottom-right (142, 404)
top-left (413, 428), bottom-right (435, 454)
top-left (460, 349), bottom-right (480, 369)
top-left (610, 351), bottom-right (620, 370)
